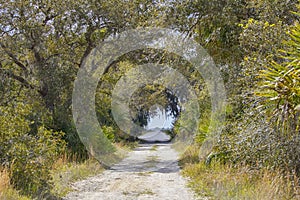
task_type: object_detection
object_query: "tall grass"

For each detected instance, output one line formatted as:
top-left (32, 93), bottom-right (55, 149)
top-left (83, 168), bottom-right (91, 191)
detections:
top-left (0, 169), bottom-right (30, 200)
top-left (181, 146), bottom-right (300, 200)
top-left (183, 162), bottom-right (300, 200)
top-left (51, 154), bottom-right (104, 197)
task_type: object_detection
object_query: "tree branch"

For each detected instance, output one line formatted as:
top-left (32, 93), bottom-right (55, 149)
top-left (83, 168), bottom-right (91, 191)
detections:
top-left (0, 42), bottom-right (28, 72)
top-left (3, 70), bottom-right (34, 89)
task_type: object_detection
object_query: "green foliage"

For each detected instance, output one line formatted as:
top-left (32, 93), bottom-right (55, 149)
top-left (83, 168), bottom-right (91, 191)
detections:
top-left (231, 20), bottom-right (300, 173)
top-left (246, 0), bottom-right (298, 25)
top-left (102, 126), bottom-right (116, 142)
top-left (216, 7), bottom-right (300, 175)
top-left (0, 102), bottom-right (65, 198)
top-left (217, 111), bottom-right (300, 176)
top-left (235, 18), bottom-right (289, 116)
top-left (171, 0), bottom-right (246, 64)
top-left (9, 127), bottom-right (65, 197)
top-left (0, 0), bottom-right (164, 162)
top-left (257, 22), bottom-right (300, 133)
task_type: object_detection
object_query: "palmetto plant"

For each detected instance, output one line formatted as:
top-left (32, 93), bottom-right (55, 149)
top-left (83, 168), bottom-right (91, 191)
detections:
top-left (257, 21), bottom-right (300, 134)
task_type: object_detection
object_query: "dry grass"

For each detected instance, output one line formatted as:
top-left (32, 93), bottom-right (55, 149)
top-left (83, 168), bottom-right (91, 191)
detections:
top-left (0, 169), bottom-right (30, 200)
top-left (51, 155), bottom-right (104, 197)
top-left (51, 141), bottom-right (137, 198)
top-left (178, 145), bottom-right (200, 167)
top-left (0, 168), bottom-right (9, 193)
top-left (0, 153), bottom-right (105, 199)
top-left (183, 162), bottom-right (300, 200)
top-left (180, 145), bottom-right (300, 200)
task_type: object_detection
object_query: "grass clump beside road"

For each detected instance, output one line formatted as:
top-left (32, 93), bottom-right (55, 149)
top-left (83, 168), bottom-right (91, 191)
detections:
top-left (0, 141), bottom-right (136, 200)
top-left (183, 163), bottom-right (300, 200)
top-left (181, 145), bottom-right (300, 200)
top-left (0, 157), bottom-right (104, 200)
top-left (51, 156), bottom-right (104, 197)
top-left (51, 141), bottom-right (135, 198)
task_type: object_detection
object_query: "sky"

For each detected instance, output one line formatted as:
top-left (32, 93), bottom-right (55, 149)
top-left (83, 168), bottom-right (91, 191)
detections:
top-left (145, 108), bottom-right (175, 130)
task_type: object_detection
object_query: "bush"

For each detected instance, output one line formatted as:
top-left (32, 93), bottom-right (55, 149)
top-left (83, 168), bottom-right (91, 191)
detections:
top-left (0, 103), bottom-right (65, 198)
top-left (217, 18), bottom-right (300, 175)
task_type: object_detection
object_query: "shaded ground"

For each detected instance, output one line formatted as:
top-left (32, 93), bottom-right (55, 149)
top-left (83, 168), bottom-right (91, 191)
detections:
top-left (64, 143), bottom-right (198, 200)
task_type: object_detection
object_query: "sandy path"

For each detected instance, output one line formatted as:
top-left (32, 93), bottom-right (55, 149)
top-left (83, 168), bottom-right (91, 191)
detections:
top-left (64, 143), bottom-right (198, 200)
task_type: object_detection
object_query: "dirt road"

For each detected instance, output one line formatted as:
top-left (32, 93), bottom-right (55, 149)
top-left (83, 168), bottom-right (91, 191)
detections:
top-left (64, 143), bottom-right (198, 200)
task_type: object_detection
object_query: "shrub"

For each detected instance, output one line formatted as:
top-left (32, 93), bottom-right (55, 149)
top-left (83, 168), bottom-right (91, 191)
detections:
top-left (217, 16), bottom-right (300, 175)
top-left (0, 103), bottom-right (65, 198)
